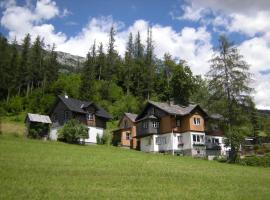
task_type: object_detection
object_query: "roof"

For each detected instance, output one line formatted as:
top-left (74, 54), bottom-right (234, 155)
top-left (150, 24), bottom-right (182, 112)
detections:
top-left (137, 115), bottom-right (158, 122)
top-left (124, 113), bottom-right (138, 122)
top-left (58, 96), bottom-right (111, 119)
top-left (136, 101), bottom-right (207, 120)
top-left (148, 101), bottom-right (197, 115)
top-left (26, 113), bottom-right (52, 124)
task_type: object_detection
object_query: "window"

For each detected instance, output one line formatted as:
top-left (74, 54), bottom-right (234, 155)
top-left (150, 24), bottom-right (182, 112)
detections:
top-left (156, 137), bottom-right (167, 145)
top-left (176, 119), bottom-right (181, 127)
top-left (152, 121), bottom-right (160, 128)
top-left (126, 132), bottom-right (131, 140)
top-left (143, 121), bottom-right (148, 129)
top-left (193, 117), bottom-right (201, 125)
top-left (87, 113), bottom-right (94, 120)
top-left (212, 138), bottom-right (219, 144)
top-left (193, 134), bottom-right (204, 143)
top-left (64, 111), bottom-right (69, 121)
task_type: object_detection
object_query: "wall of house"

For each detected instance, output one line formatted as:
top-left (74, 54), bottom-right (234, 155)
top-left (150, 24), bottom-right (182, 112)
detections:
top-left (81, 126), bottom-right (104, 144)
top-left (160, 116), bottom-right (172, 133)
top-left (51, 101), bottom-right (71, 126)
top-left (119, 116), bottom-right (133, 129)
top-left (189, 113), bottom-right (205, 132)
top-left (140, 135), bottom-right (156, 152)
top-left (121, 130), bottom-right (131, 147)
top-left (205, 135), bottom-right (230, 156)
top-left (136, 119), bottom-right (159, 137)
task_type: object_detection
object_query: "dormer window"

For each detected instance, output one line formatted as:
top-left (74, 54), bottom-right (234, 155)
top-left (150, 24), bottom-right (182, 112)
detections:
top-left (87, 113), bottom-right (94, 120)
top-left (193, 117), bottom-right (200, 125)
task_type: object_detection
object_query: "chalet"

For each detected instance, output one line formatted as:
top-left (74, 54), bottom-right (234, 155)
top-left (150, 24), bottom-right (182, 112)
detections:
top-left (135, 101), bottom-right (208, 156)
top-left (49, 95), bottom-right (111, 143)
top-left (112, 113), bottom-right (138, 149)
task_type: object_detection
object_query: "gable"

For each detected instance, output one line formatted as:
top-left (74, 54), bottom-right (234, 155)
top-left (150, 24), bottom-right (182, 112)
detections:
top-left (119, 115), bottom-right (134, 129)
top-left (136, 103), bottom-right (168, 120)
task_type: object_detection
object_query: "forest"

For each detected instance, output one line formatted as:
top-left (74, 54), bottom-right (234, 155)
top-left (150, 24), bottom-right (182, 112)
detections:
top-left (0, 27), bottom-right (269, 142)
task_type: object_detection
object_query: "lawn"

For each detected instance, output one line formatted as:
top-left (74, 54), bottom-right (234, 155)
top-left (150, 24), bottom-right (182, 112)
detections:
top-left (0, 134), bottom-right (270, 200)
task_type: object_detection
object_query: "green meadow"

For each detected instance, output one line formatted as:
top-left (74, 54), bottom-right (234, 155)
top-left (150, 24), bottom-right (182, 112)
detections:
top-left (0, 132), bottom-right (270, 200)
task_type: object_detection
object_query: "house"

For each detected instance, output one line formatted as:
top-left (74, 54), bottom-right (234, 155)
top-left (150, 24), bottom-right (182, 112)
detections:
top-left (49, 95), bottom-right (111, 143)
top-left (135, 101), bottom-right (208, 157)
top-left (205, 114), bottom-right (230, 156)
top-left (25, 113), bottom-right (52, 138)
top-left (112, 113), bottom-right (138, 149)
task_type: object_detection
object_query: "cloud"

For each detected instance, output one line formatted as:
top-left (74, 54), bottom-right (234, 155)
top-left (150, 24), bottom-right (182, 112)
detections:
top-left (1, 0), bottom-right (269, 109)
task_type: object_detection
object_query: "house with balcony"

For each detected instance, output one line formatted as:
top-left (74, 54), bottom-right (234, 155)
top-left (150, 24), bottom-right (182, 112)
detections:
top-left (205, 114), bottom-right (230, 156)
top-left (135, 101), bottom-right (208, 157)
top-left (49, 95), bottom-right (111, 143)
top-left (112, 113), bottom-right (138, 149)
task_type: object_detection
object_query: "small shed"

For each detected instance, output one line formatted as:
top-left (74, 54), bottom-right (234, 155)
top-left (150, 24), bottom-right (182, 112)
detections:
top-left (25, 113), bottom-right (52, 139)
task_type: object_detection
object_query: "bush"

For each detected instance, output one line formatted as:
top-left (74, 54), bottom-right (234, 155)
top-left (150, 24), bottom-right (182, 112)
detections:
top-left (96, 130), bottom-right (112, 145)
top-left (28, 123), bottom-right (49, 139)
top-left (239, 155), bottom-right (270, 167)
top-left (214, 156), bottom-right (228, 163)
top-left (58, 119), bottom-right (88, 144)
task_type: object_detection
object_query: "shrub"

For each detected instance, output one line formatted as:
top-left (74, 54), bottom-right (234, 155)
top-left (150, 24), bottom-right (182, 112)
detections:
top-left (96, 130), bottom-right (112, 145)
top-left (239, 155), bottom-right (270, 167)
top-left (58, 119), bottom-right (88, 144)
top-left (28, 123), bottom-right (49, 139)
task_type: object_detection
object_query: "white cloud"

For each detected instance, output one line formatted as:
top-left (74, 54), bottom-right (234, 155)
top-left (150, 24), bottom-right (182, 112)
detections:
top-left (1, 0), bottom-right (269, 109)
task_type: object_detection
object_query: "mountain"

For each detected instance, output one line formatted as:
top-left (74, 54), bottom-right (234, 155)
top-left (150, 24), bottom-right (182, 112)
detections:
top-left (56, 51), bottom-right (86, 73)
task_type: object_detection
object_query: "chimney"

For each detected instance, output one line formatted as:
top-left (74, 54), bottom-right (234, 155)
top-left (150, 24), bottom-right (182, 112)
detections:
top-left (64, 92), bottom-right (68, 99)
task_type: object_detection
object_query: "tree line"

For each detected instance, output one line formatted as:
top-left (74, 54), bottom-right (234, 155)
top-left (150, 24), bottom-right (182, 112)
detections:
top-left (0, 28), bottom-right (270, 161)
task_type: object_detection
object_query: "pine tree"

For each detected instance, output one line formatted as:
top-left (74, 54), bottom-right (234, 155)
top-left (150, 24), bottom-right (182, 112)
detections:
top-left (207, 35), bottom-right (253, 162)
top-left (18, 34), bottom-right (31, 96)
top-left (145, 27), bottom-right (155, 100)
top-left (124, 33), bottom-right (134, 95)
top-left (106, 26), bottom-right (117, 80)
top-left (97, 42), bottom-right (105, 80)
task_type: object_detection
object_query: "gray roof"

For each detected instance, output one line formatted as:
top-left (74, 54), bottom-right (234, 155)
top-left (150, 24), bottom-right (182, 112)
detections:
top-left (148, 101), bottom-right (198, 116)
top-left (26, 113), bottom-right (52, 124)
top-left (124, 113), bottom-right (138, 122)
top-left (59, 96), bottom-right (111, 119)
top-left (137, 115), bottom-right (158, 122)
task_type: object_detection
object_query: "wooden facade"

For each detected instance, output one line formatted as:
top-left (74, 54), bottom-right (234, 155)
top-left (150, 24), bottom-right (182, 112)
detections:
top-left (136, 102), bottom-right (207, 138)
top-left (112, 114), bottom-right (138, 149)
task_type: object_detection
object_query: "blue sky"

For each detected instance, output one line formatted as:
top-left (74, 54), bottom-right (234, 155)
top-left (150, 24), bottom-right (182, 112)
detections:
top-left (1, 0), bottom-right (270, 109)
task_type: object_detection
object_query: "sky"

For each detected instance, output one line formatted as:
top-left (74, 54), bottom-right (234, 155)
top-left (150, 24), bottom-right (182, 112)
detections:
top-left (0, 0), bottom-right (270, 109)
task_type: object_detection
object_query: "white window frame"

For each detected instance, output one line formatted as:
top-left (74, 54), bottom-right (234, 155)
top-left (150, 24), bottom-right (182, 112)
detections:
top-left (87, 113), bottom-right (94, 120)
top-left (143, 121), bottom-right (148, 129)
top-left (152, 121), bottom-right (160, 128)
top-left (156, 137), bottom-right (166, 145)
top-left (193, 134), bottom-right (204, 143)
top-left (193, 117), bottom-right (201, 125)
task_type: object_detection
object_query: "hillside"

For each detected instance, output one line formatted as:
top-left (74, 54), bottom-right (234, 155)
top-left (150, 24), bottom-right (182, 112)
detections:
top-left (0, 134), bottom-right (269, 200)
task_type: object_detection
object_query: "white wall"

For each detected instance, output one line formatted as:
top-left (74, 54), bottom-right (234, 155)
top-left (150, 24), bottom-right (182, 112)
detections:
top-left (83, 126), bottom-right (104, 144)
top-left (49, 126), bottom-right (104, 144)
top-left (206, 135), bottom-right (230, 156)
top-left (49, 127), bottom-right (59, 141)
top-left (140, 135), bottom-right (155, 152)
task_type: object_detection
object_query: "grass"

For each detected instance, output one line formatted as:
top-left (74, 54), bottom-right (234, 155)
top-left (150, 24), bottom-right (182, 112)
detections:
top-left (0, 112), bottom-right (26, 135)
top-left (0, 133), bottom-right (270, 200)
